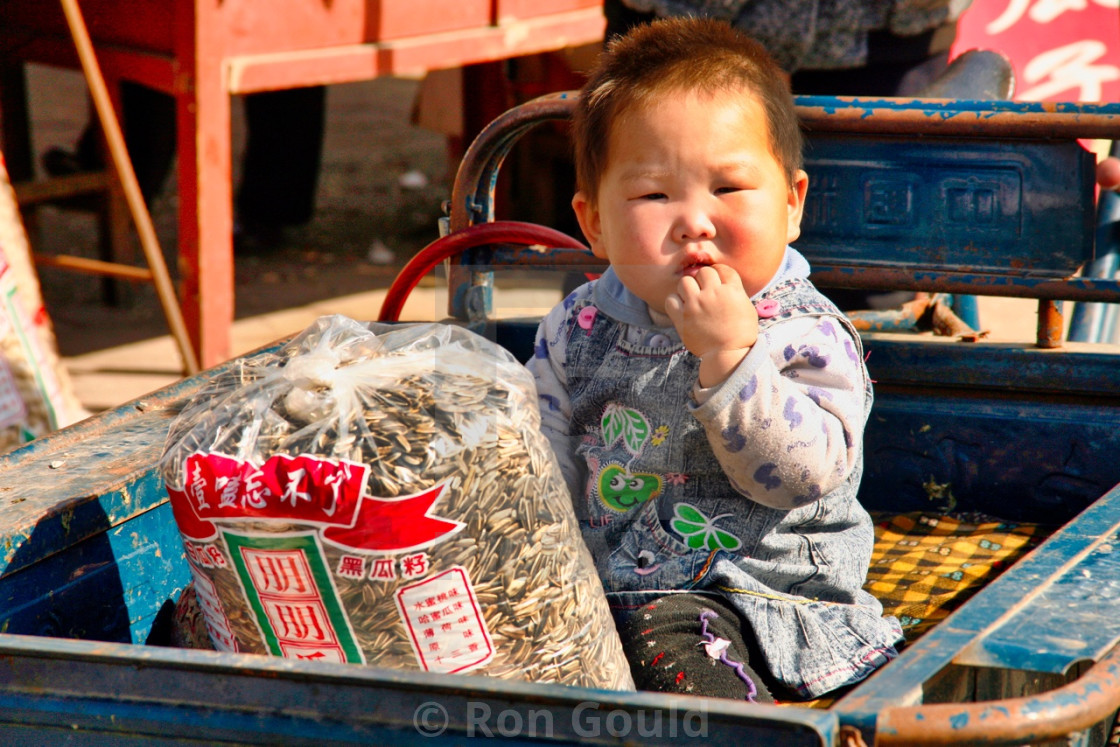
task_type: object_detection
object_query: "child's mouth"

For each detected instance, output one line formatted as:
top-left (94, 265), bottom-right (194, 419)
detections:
top-left (680, 261), bottom-right (712, 277)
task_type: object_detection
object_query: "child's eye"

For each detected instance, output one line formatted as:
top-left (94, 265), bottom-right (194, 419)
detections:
top-left (715, 186), bottom-right (744, 195)
top-left (637, 192), bottom-right (667, 201)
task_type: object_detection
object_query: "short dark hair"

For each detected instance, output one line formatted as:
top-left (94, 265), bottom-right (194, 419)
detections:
top-left (572, 17), bottom-right (803, 202)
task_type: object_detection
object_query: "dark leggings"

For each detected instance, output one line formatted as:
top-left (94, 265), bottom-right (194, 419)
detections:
top-left (618, 593), bottom-right (781, 703)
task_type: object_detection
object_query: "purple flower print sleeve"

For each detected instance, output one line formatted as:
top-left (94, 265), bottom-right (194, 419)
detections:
top-left (690, 315), bottom-right (869, 510)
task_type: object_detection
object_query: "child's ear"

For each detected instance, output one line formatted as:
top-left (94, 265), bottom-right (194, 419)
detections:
top-left (572, 191), bottom-right (608, 260)
top-left (786, 169), bottom-right (809, 244)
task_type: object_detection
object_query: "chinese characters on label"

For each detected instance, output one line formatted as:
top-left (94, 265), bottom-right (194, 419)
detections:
top-left (395, 566), bottom-right (494, 674)
top-left (172, 452), bottom-right (368, 532)
top-left (224, 532), bottom-right (364, 664)
top-left (241, 545), bottom-right (348, 662)
top-left (187, 561), bottom-right (238, 651)
top-left (185, 540), bottom-right (228, 569)
top-left (172, 451), bottom-right (480, 672)
top-left (336, 551), bottom-right (430, 580)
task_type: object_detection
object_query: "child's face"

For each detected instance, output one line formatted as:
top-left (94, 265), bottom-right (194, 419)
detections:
top-left (572, 89), bottom-right (808, 314)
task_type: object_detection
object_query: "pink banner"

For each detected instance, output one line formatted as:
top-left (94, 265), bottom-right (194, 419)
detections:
top-left (953, 0), bottom-right (1120, 102)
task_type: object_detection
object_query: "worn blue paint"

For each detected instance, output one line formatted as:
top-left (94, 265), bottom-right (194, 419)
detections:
top-left (980, 705), bottom-right (1010, 720)
top-left (798, 135), bottom-right (1094, 278)
top-left (793, 95), bottom-right (1120, 118)
top-left (0, 632), bottom-right (839, 744)
top-left (834, 482), bottom-right (1120, 738)
top-left (0, 347), bottom-right (280, 642)
top-left (0, 502), bottom-right (187, 643)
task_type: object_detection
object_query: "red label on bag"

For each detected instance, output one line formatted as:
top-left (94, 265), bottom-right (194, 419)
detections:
top-left (187, 559), bottom-right (239, 652)
top-left (168, 452), bottom-right (464, 553)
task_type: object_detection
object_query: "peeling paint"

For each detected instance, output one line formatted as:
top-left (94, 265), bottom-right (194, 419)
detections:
top-left (922, 476), bottom-right (956, 513)
top-left (979, 705), bottom-right (1010, 720)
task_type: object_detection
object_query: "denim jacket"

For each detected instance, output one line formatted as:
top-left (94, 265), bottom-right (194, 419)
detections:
top-left (527, 249), bottom-right (902, 697)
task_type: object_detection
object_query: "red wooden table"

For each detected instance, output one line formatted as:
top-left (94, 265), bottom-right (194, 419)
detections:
top-left (0, 0), bottom-right (604, 368)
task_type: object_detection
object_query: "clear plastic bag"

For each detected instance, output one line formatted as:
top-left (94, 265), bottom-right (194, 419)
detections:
top-left (160, 315), bottom-right (633, 690)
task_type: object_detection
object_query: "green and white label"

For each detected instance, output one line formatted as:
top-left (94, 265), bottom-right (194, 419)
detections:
top-left (224, 530), bottom-right (364, 664)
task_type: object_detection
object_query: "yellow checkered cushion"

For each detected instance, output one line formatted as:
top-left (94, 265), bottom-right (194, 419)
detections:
top-left (794, 512), bottom-right (1049, 709)
top-left (866, 512), bottom-right (1048, 643)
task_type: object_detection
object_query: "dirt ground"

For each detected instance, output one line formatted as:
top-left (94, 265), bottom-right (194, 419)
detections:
top-left (22, 65), bottom-right (456, 357)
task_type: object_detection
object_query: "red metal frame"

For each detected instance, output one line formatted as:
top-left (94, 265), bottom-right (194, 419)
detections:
top-left (0, 1), bottom-right (605, 368)
top-left (377, 220), bottom-right (587, 322)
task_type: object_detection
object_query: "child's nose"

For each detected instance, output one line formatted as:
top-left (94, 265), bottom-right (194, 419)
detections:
top-left (673, 203), bottom-right (716, 242)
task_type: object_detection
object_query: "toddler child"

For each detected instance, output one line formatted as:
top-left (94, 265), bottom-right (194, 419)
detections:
top-left (526, 17), bottom-right (903, 702)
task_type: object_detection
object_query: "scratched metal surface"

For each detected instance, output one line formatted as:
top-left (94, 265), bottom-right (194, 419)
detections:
top-left (797, 134), bottom-right (1094, 278)
top-left (833, 483), bottom-right (1120, 741)
top-left (794, 96), bottom-right (1120, 140)
top-left (0, 632), bottom-right (839, 744)
top-left (0, 345), bottom-right (283, 643)
top-left (858, 336), bottom-right (1120, 395)
top-left (954, 507), bottom-right (1120, 674)
top-left (0, 409), bottom-right (177, 570)
top-left (858, 336), bottom-right (1120, 523)
top-left (0, 502), bottom-right (185, 643)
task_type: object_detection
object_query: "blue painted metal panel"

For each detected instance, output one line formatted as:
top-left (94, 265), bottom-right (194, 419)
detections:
top-left (953, 487), bottom-right (1120, 674)
top-left (833, 483), bottom-right (1120, 736)
top-left (0, 634), bottom-right (837, 745)
top-left (855, 336), bottom-right (1120, 522)
top-left (0, 502), bottom-right (186, 643)
top-left (0, 409), bottom-right (173, 575)
top-left (860, 337), bottom-right (1120, 395)
top-left (799, 135), bottom-right (1094, 277)
top-left (862, 394), bottom-right (1120, 522)
top-left (0, 347), bottom-right (281, 643)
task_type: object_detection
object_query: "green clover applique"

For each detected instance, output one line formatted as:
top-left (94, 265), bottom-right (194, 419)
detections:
top-left (670, 503), bottom-right (742, 552)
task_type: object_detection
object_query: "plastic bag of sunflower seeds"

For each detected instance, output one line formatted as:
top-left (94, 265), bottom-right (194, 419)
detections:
top-left (160, 314), bottom-right (633, 690)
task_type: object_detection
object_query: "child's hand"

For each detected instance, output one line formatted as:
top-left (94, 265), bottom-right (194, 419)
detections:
top-left (664, 264), bottom-right (758, 387)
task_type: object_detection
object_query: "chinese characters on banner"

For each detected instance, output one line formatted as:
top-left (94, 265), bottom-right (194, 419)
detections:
top-left (952, 0), bottom-right (1120, 103)
top-left (167, 451), bottom-right (464, 552)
